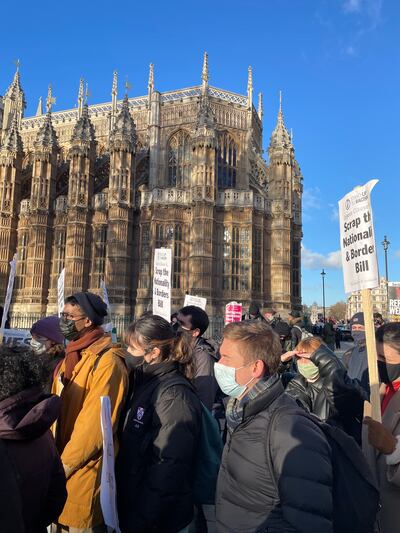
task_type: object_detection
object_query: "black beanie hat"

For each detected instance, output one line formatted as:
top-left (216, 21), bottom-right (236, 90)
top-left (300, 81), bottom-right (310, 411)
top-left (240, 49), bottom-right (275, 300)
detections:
top-left (249, 302), bottom-right (260, 315)
top-left (72, 292), bottom-right (108, 325)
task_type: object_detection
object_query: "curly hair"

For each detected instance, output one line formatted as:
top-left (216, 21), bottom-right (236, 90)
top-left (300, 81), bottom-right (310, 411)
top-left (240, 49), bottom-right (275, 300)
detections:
top-left (0, 345), bottom-right (45, 402)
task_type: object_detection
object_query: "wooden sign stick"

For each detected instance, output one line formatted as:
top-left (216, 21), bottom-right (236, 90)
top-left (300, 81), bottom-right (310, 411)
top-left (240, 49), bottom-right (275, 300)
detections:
top-left (361, 288), bottom-right (382, 423)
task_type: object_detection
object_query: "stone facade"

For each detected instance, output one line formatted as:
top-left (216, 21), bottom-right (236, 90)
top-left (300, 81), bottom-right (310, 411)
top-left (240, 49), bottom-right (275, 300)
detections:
top-left (0, 56), bottom-right (303, 335)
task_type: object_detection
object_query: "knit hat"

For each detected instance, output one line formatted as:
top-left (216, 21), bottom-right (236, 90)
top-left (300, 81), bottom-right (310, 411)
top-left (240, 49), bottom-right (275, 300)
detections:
top-left (350, 312), bottom-right (365, 328)
top-left (72, 292), bottom-right (108, 325)
top-left (249, 302), bottom-right (260, 315)
top-left (30, 316), bottom-right (64, 344)
top-left (289, 310), bottom-right (301, 319)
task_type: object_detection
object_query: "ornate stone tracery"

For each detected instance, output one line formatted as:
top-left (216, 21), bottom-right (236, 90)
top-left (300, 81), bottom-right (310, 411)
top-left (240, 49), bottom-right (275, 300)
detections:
top-left (0, 61), bottom-right (303, 333)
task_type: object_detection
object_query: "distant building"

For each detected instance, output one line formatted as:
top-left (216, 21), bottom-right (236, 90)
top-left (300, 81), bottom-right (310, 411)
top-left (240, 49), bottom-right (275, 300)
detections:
top-left (346, 277), bottom-right (388, 319)
top-left (309, 302), bottom-right (331, 324)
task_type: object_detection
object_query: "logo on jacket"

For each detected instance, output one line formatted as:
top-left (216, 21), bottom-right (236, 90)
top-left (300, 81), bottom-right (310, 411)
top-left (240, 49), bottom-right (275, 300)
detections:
top-left (137, 406), bottom-right (145, 421)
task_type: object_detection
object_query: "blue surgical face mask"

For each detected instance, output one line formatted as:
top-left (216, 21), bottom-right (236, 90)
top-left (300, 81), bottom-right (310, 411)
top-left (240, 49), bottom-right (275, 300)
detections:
top-left (214, 362), bottom-right (254, 398)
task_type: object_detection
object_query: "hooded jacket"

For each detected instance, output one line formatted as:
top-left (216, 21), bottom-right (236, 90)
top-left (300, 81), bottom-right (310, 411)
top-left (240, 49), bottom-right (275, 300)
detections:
top-left (0, 386), bottom-right (67, 533)
top-left (285, 345), bottom-right (368, 443)
top-left (52, 334), bottom-right (128, 529)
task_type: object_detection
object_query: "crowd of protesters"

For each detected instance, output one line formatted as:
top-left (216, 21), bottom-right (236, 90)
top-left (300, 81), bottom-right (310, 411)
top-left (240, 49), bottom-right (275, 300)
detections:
top-left (1, 293), bottom-right (400, 533)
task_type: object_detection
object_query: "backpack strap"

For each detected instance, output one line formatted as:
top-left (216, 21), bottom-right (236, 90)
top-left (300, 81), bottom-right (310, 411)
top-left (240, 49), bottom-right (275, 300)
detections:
top-left (92, 344), bottom-right (113, 374)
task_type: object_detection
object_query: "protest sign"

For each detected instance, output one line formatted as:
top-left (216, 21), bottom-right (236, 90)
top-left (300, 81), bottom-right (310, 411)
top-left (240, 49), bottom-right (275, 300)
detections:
top-left (183, 294), bottom-right (207, 310)
top-left (225, 302), bottom-right (242, 325)
top-left (100, 396), bottom-right (121, 533)
top-left (388, 282), bottom-right (400, 321)
top-left (153, 248), bottom-right (172, 322)
top-left (339, 181), bottom-right (381, 422)
top-left (57, 268), bottom-right (65, 317)
top-left (339, 179), bottom-right (379, 294)
top-left (100, 279), bottom-right (114, 333)
top-left (0, 253), bottom-right (17, 344)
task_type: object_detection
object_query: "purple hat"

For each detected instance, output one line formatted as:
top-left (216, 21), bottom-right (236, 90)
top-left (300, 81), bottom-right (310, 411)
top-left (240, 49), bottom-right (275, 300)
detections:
top-left (30, 316), bottom-right (64, 344)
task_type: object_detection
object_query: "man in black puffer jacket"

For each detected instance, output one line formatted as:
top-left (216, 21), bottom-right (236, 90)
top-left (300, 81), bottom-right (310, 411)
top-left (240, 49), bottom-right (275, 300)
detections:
top-left (283, 338), bottom-right (368, 444)
top-left (215, 320), bottom-right (333, 533)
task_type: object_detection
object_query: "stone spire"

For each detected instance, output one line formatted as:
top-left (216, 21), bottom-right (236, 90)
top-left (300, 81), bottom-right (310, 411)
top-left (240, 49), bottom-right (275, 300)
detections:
top-left (36, 96), bottom-right (43, 116)
top-left (0, 112), bottom-right (23, 155)
top-left (5, 62), bottom-right (26, 108)
top-left (201, 52), bottom-right (209, 95)
top-left (46, 85), bottom-right (55, 113)
top-left (71, 103), bottom-right (95, 144)
top-left (77, 78), bottom-right (84, 119)
top-left (258, 92), bottom-right (263, 121)
top-left (109, 94), bottom-right (136, 151)
top-left (112, 70), bottom-right (118, 115)
top-left (2, 62), bottom-right (26, 136)
top-left (148, 63), bottom-right (154, 95)
top-left (268, 91), bottom-right (293, 154)
top-left (34, 109), bottom-right (58, 151)
top-left (247, 66), bottom-right (253, 109)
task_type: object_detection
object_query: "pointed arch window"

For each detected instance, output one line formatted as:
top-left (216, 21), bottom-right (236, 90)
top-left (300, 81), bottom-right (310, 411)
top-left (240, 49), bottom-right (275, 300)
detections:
top-left (217, 133), bottom-right (237, 189)
top-left (167, 131), bottom-right (191, 187)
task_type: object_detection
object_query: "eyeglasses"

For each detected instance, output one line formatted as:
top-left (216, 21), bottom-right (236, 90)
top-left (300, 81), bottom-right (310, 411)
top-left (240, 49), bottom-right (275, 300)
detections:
top-left (60, 312), bottom-right (86, 321)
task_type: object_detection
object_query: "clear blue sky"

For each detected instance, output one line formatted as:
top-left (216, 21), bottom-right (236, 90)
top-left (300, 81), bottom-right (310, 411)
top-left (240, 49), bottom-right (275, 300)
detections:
top-left (1, 0), bottom-right (398, 306)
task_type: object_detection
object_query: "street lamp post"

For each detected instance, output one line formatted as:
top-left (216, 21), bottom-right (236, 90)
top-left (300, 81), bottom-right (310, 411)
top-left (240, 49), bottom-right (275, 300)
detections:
top-left (382, 235), bottom-right (390, 317)
top-left (321, 269), bottom-right (326, 322)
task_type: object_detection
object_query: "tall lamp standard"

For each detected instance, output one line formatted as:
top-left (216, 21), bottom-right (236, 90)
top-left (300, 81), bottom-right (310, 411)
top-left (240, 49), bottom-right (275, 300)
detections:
top-left (382, 235), bottom-right (390, 316)
top-left (321, 269), bottom-right (326, 322)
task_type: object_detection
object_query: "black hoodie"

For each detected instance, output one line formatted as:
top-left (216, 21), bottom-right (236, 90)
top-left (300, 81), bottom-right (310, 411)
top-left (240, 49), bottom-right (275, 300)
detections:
top-left (0, 386), bottom-right (67, 533)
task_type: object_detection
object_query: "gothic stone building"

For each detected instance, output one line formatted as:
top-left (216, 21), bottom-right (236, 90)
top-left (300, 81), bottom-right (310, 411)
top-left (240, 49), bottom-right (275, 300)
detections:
top-left (0, 55), bottom-right (303, 334)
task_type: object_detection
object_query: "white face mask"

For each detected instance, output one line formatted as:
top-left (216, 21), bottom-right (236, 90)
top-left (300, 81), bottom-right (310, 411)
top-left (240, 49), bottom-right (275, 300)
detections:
top-left (214, 362), bottom-right (254, 398)
top-left (30, 338), bottom-right (47, 355)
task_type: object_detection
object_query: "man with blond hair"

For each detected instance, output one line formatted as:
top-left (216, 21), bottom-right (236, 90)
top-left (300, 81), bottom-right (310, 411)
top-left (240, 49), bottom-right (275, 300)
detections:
top-left (214, 320), bottom-right (334, 532)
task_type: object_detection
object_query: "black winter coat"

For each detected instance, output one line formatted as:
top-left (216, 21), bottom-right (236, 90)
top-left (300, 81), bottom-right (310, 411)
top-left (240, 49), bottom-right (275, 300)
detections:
top-left (0, 386), bottom-right (67, 533)
top-left (193, 336), bottom-right (219, 411)
top-left (216, 376), bottom-right (333, 533)
top-left (116, 361), bottom-right (202, 533)
top-left (285, 345), bottom-right (368, 443)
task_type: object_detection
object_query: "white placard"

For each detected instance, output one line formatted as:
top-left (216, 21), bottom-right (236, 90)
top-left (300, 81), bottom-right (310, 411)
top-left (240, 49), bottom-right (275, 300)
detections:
top-left (100, 279), bottom-right (113, 332)
top-left (0, 253), bottom-right (17, 340)
top-left (183, 294), bottom-right (207, 311)
top-left (153, 248), bottom-right (172, 322)
top-left (57, 268), bottom-right (65, 317)
top-left (339, 180), bottom-right (379, 294)
top-left (100, 396), bottom-right (121, 533)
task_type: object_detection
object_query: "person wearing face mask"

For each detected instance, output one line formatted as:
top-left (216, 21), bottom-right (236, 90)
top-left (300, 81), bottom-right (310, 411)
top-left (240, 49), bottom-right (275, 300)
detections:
top-left (30, 316), bottom-right (65, 392)
top-left (343, 312), bottom-right (370, 391)
top-left (363, 322), bottom-right (400, 533)
top-left (51, 292), bottom-right (128, 533)
top-left (116, 314), bottom-right (202, 533)
top-left (176, 305), bottom-right (219, 411)
top-left (215, 320), bottom-right (333, 533)
top-left (282, 337), bottom-right (368, 444)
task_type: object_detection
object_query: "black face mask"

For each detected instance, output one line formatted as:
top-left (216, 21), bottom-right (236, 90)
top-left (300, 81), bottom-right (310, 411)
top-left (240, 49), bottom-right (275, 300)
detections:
top-left (378, 360), bottom-right (400, 384)
top-left (59, 318), bottom-right (81, 341)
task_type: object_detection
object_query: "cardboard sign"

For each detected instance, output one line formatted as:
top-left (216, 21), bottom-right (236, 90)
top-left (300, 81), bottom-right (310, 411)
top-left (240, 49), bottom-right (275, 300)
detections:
top-left (183, 294), bottom-right (207, 311)
top-left (100, 396), bottom-right (121, 533)
top-left (339, 180), bottom-right (379, 293)
top-left (225, 302), bottom-right (242, 325)
top-left (57, 268), bottom-right (65, 317)
top-left (0, 253), bottom-right (17, 342)
top-left (153, 248), bottom-right (172, 322)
